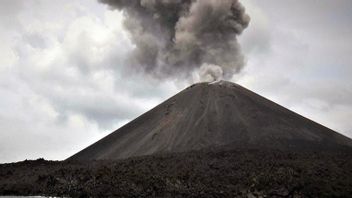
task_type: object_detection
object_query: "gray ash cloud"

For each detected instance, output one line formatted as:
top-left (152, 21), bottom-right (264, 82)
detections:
top-left (99, 0), bottom-right (250, 80)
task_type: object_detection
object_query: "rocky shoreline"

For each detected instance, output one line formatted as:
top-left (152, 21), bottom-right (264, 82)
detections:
top-left (1, 148), bottom-right (352, 197)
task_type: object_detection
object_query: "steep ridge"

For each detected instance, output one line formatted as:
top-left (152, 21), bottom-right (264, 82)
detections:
top-left (68, 81), bottom-right (352, 161)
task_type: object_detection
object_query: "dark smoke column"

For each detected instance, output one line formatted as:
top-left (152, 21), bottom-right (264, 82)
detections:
top-left (99, 0), bottom-right (250, 81)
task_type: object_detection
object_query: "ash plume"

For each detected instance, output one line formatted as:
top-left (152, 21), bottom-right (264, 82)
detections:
top-left (199, 63), bottom-right (223, 82)
top-left (99, 0), bottom-right (250, 81)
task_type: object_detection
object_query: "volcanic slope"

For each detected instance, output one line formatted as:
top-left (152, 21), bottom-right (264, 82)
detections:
top-left (69, 81), bottom-right (352, 161)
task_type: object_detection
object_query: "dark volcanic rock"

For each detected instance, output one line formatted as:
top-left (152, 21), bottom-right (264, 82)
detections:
top-left (1, 149), bottom-right (352, 197)
top-left (69, 81), bottom-right (352, 161)
top-left (2, 82), bottom-right (352, 197)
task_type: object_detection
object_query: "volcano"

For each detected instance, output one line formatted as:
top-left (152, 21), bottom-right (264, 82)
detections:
top-left (69, 81), bottom-right (352, 161)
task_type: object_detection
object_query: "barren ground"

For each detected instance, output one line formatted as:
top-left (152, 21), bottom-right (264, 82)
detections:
top-left (1, 148), bottom-right (352, 197)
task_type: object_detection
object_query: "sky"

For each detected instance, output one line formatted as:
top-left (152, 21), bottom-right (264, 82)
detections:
top-left (0, 0), bottom-right (351, 163)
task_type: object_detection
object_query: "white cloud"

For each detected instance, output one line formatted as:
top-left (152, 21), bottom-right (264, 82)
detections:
top-left (0, 0), bottom-right (180, 163)
top-left (0, 0), bottom-right (351, 163)
top-left (238, 0), bottom-right (352, 138)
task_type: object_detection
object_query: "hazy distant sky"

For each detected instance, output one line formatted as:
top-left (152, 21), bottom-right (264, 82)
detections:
top-left (0, 0), bottom-right (351, 163)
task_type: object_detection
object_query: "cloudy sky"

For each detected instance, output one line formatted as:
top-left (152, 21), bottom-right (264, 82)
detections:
top-left (0, 0), bottom-right (351, 163)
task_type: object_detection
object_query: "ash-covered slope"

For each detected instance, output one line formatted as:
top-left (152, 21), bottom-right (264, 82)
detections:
top-left (69, 81), bottom-right (352, 161)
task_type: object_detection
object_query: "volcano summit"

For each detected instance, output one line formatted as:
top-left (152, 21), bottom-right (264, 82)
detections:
top-left (69, 81), bottom-right (352, 161)
top-left (2, 81), bottom-right (352, 197)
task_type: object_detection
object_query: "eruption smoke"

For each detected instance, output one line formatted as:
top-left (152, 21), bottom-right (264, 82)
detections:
top-left (99, 0), bottom-right (250, 81)
top-left (199, 63), bottom-right (223, 82)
